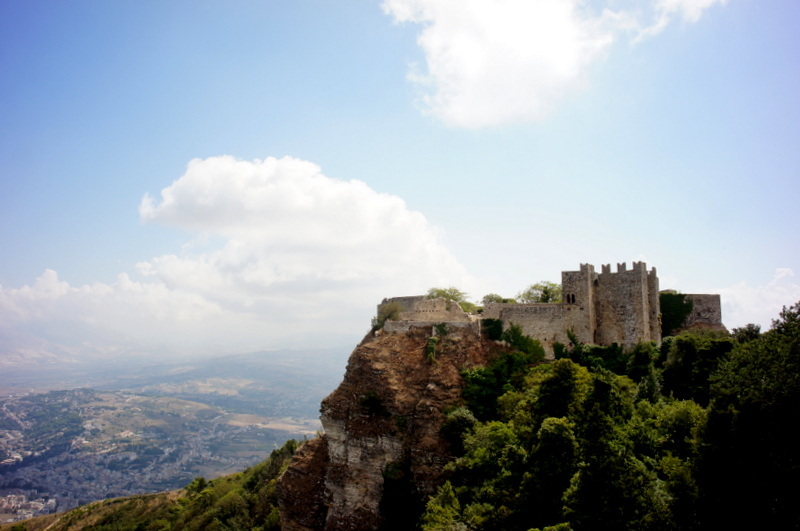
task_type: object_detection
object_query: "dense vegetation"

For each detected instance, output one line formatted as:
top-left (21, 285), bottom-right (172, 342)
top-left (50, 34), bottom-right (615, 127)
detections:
top-left (423, 302), bottom-right (800, 530)
top-left (659, 292), bottom-right (694, 337)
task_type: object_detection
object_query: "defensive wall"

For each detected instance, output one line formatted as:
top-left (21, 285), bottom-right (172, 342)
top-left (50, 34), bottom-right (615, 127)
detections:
top-left (377, 261), bottom-right (723, 355)
top-left (380, 296), bottom-right (479, 334)
top-left (683, 294), bottom-right (726, 331)
top-left (484, 261), bottom-right (661, 354)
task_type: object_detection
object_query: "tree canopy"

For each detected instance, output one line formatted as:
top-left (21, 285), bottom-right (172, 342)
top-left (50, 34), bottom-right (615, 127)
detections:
top-left (517, 281), bottom-right (562, 303)
top-left (427, 286), bottom-right (468, 302)
top-left (422, 301), bottom-right (800, 530)
top-left (482, 293), bottom-right (516, 305)
top-left (427, 286), bottom-right (478, 313)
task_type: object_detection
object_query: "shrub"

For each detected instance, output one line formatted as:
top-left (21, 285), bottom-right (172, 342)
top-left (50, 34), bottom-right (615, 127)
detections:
top-left (372, 301), bottom-right (404, 330)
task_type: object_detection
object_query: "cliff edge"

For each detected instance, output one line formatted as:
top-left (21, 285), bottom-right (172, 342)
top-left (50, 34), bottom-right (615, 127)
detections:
top-left (277, 326), bottom-right (494, 530)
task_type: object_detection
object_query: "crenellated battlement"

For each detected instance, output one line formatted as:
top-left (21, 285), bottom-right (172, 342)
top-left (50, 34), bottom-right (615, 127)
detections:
top-left (599, 261), bottom-right (650, 276)
top-left (378, 261), bottom-right (720, 358)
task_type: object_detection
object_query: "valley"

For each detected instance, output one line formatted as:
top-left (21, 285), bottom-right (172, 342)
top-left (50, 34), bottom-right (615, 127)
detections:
top-left (0, 347), bottom-right (348, 522)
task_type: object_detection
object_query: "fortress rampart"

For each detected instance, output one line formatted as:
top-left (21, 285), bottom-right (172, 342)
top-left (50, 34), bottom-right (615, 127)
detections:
top-left (483, 261), bottom-right (661, 354)
top-left (378, 262), bottom-right (723, 355)
top-left (381, 296), bottom-right (478, 334)
top-left (683, 294), bottom-right (725, 331)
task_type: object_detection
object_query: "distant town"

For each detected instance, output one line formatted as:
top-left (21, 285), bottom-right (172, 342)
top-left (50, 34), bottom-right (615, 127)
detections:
top-left (0, 387), bottom-right (320, 519)
top-left (0, 491), bottom-right (57, 523)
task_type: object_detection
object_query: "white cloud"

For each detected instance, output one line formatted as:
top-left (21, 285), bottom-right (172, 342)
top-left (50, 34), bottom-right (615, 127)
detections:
top-left (138, 156), bottom-right (471, 304)
top-left (382, 0), bottom-right (729, 128)
top-left (0, 270), bottom-right (231, 355)
top-left (656, 0), bottom-right (728, 23)
top-left (637, 0), bottom-right (729, 39)
top-left (1, 156), bottom-right (473, 362)
top-left (718, 268), bottom-right (800, 331)
top-left (382, 0), bottom-right (617, 128)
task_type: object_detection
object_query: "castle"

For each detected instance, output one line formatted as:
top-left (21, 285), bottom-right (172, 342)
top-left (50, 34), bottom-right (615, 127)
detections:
top-left (378, 261), bottom-right (724, 355)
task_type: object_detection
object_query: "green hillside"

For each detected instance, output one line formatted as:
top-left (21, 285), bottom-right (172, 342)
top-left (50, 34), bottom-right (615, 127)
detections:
top-left (0, 439), bottom-right (298, 531)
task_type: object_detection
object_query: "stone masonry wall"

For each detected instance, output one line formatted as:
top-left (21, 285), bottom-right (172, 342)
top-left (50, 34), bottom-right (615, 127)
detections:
top-left (683, 294), bottom-right (725, 331)
top-left (380, 297), bottom-right (476, 334)
top-left (485, 262), bottom-right (662, 354)
top-left (594, 262), bottom-right (656, 348)
top-left (379, 262), bottom-right (719, 356)
top-left (487, 303), bottom-right (569, 354)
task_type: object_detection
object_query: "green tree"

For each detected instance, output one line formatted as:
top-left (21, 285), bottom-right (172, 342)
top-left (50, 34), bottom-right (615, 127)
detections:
top-left (660, 292), bottom-right (693, 337)
top-left (442, 406), bottom-right (478, 456)
top-left (517, 282), bottom-right (562, 303)
top-left (428, 286), bottom-right (478, 313)
top-left (422, 482), bottom-right (464, 530)
top-left (627, 342), bottom-right (660, 402)
top-left (730, 322), bottom-right (760, 343)
top-left (557, 332), bottom-right (629, 375)
top-left (661, 333), bottom-right (733, 406)
top-left (482, 293), bottom-right (516, 305)
top-left (372, 301), bottom-right (404, 330)
top-left (462, 328), bottom-right (543, 421)
top-left (563, 371), bottom-right (666, 531)
top-left (427, 286), bottom-right (468, 303)
top-left (501, 324), bottom-right (546, 361)
top-left (701, 301), bottom-right (800, 528)
top-left (481, 318), bottom-right (504, 340)
top-left (520, 417), bottom-right (580, 527)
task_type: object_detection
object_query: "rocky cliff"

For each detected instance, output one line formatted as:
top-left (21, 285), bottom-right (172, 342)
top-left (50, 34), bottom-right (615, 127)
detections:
top-left (277, 326), bottom-right (494, 530)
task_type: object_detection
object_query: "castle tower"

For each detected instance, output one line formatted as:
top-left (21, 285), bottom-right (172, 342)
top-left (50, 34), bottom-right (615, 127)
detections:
top-left (648, 267), bottom-right (661, 343)
top-left (561, 263), bottom-right (597, 344)
top-left (593, 261), bottom-right (659, 348)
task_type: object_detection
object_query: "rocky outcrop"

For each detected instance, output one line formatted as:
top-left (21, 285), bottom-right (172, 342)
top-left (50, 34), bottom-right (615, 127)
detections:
top-left (278, 326), bottom-right (494, 530)
top-left (277, 437), bottom-right (330, 531)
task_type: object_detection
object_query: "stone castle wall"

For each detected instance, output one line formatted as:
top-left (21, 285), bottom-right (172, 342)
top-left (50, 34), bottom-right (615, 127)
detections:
top-left (380, 296), bottom-right (477, 334)
top-left (484, 303), bottom-right (570, 351)
top-left (683, 294), bottom-right (726, 331)
top-left (378, 262), bottom-right (722, 355)
top-left (593, 262), bottom-right (660, 347)
top-left (486, 261), bottom-right (662, 355)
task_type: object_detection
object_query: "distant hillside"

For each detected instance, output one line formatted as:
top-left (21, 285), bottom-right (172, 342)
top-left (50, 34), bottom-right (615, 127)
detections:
top-left (0, 348), bottom-right (349, 518)
top-left (0, 439), bottom-right (298, 531)
top-left (1, 348), bottom-right (349, 420)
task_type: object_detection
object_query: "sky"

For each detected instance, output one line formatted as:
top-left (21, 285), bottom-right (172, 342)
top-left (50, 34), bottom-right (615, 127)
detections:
top-left (1, 0), bottom-right (799, 363)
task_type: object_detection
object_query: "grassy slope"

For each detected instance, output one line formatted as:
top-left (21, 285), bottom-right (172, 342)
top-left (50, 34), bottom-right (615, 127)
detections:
top-left (1, 439), bottom-right (299, 531)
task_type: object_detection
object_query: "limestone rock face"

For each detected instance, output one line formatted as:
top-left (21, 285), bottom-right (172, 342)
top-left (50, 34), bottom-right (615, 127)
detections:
top-left (278, 327), bottom-right (493, 530)
top-left (277, 437), bottom-right (330, 531)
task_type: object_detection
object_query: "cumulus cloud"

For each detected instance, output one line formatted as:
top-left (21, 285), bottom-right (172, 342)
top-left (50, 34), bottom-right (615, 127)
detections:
top-left (382, 0), bottom-right (729, 128)
top-left (1, 156), bottom-right (474, 362)
top-left (718, 268), bottom-right (800, 331)
top-left (138, 156), bottom-right (471, 305)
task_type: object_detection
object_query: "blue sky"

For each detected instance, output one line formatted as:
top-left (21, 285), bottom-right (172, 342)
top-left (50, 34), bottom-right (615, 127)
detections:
top-left (1, 0), bottom-right (798, 361)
